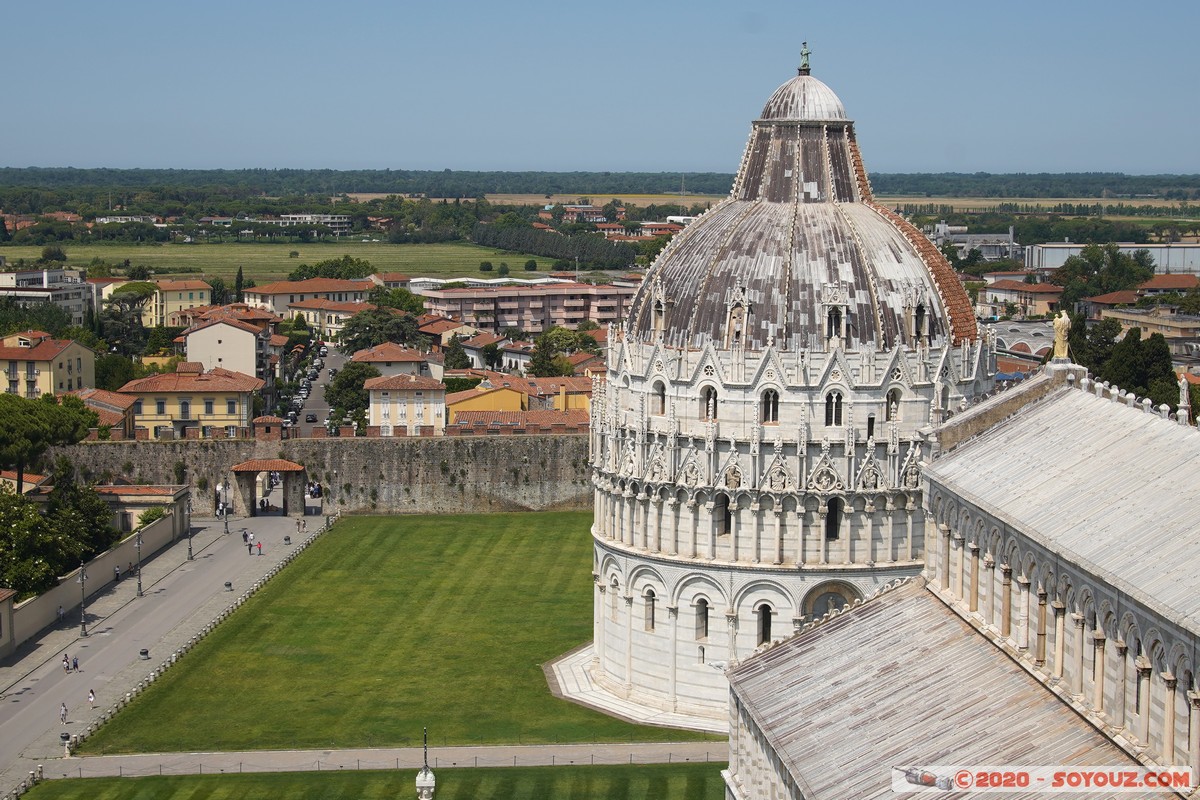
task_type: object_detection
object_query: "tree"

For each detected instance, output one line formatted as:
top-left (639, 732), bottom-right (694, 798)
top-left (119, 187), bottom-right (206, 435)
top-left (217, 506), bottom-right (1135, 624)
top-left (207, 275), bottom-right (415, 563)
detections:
top-left (479, 261), bottom-right (494, 272)
top-left (323, 362), bottom-right (381, 420)
top-left (444, 335), bottom-right (471, 369)
top-left (45, 456), bottom-right (118, 561)
top-left (208, 277), bottom-right (231, 306)
top-left (287, 255), bottom-right (373, 282)
top-left (0, 217), bottom-right (9, 243)
top-left (527, 327), bottom-right (579, 377)
top-left (0, 487), bottom-right (81, 597)
top-left (481, 342), bottom-right (503, 370)
top-left (235, 266), bottom-right (245, 303)
top-left (369, 286), bottom-right (424, 315)
top-left (0, 393), bottom-right (95, 495)
top-left (126, 264), bottom-right (152, 280)
top-left (40, 245), bottom-right (68, 263)
top-left (524, 259), bottom-right (538, 272)
top-left (95, 353), bottom-right (136, 391)
top-left (337, 308), bottom-right (427, 354)
top-left (102, 282), bottom-right (156, 355)
top-left (497, 263), bottom-right (510, 277)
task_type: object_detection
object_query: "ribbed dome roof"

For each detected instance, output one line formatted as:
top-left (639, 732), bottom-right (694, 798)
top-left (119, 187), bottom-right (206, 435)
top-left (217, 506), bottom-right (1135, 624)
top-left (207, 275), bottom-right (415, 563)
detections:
top-left (626, 69), bottom-right (977, 352)
top-left (760, 73), bottom-right (847, 122)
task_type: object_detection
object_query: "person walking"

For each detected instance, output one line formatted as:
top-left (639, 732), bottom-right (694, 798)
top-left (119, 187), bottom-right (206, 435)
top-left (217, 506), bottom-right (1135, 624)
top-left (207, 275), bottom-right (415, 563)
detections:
top-left (88, 689), bottom-right (95, 710)
top-left (247, 541), bottom-right (253, 555)
top-left (59, 703), bottom-right (68, 724)
top-left (71, 655), bottom-right (79, 673)
top-left (242, 530), bottom-right (249, 544)
top-left (62, 654), bottom-right (70, 673)
top-left (114, 565), bottom-right (121, 582)
top-left (256, 541), bottom-right (263, 556)
top-left (57, 605), bottom-right (64, 625)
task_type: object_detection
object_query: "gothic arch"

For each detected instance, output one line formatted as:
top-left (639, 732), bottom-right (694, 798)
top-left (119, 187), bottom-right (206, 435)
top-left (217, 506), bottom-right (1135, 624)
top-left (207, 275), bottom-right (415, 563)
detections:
top-left (801, 580), bottom-right (863, 618)
top-left (673, 573), bottom-right (729, 610)
top-left (732, 579), bottom-right (795, 615)
top-left (628, 563), bottom-right (667, 596)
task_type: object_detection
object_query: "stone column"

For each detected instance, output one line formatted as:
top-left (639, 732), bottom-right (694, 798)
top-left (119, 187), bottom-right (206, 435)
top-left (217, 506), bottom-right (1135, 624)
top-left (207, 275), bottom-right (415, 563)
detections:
top-left (885, 500), bottom-right (896, 562)
top-left (1016, 575), bottom-right (1031, 650)
top-left (772, 510), bottom-right (783, 565)
top-left (595, 582), bottom-right (606, 668)
top-left (1052, 601), bottom-right (1066, 679)
top-left (818, 507), bottom-right (828, 566)
top-left (1092, 633), bottom-right (1106, 713)
top-left (667, 606), bottom-right (679, 710)
top-left (796, 506), bottom-right (807, 565)
top-left (1000, 565), bottom-right (1013, 637)
top-left (984, 556), bottom-right (996, 628)
top-left (624, 594), bottom-right (634, 690)
top-left (623, 490), bottom-right (634, 546)
top-left (726, 610), bottom-right (738, 665)
top-left (968, 544), bottom-right (980, 613)
top-left (1162, 672), bottom-right (1177, 761)
top-left (649, 495), bottom-right (661, 552)
top-left (905, 502), bottom-right (915, 562)
top-left (1070, 613), bottom-right (1085, 695)
top-left (666, 498), bottom-right (679, 556)
top-left (938, 523), bottom-right (951, 591)
top-left (952, 531), bottom-right (965, 601)
top-left (1136, 656), bottom-right (1153, 744)
top-left (748, 501), bottom-right (761, 563)
top-left (1115, 640), bottom-right (1129, 730)
top-left (1188, 691), bottom-right (1200, 781)
top-left (1035, 590), bottom-right (1048, 667)
top-left (686, 499), bottom-right (698, 559)
top-left (706, 501), bottom-right (717, 561)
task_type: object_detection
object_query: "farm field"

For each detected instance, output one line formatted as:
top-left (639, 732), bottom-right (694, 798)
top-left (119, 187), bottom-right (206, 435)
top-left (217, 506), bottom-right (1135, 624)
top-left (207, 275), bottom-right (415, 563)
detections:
top-left (875, 194), bottom-right (1189, 212)
top-left (80, 512), bottom-right (716, 755)
top-left (0, 242), bottom-right (553, 284)
top-left (24, 763), bottom-right (727, 800)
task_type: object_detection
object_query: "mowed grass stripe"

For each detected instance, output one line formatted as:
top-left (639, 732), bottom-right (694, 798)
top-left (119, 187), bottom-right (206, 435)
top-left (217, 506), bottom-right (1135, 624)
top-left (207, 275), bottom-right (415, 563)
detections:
top-left (24, 764), bottom-right (727, 800)
top-left (0, 242), bottom-right (570, 283)
top-left (81, 512), bottom-right (714, 754)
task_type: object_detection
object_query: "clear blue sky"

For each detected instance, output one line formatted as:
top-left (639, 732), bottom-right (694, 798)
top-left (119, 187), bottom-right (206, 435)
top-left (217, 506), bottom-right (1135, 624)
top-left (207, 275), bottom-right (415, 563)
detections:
top-left (5, 0), bottom-right (1197, 175)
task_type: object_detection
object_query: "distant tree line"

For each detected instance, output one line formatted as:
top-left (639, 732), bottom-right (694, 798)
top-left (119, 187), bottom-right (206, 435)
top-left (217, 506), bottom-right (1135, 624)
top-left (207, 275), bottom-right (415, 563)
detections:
top-left (471, 222), bottom-right (636, 270)
top-left (872, 172), bottom-right (1200, 200)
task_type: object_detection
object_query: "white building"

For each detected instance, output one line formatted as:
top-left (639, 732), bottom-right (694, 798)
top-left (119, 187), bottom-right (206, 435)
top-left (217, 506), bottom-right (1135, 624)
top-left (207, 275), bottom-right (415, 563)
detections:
top-left (0, 268), bottom-right (90, 327)
top-left (1026, 242), bottom-right (1200, 274)
top-left (558, 65), bottom-right (992, 726)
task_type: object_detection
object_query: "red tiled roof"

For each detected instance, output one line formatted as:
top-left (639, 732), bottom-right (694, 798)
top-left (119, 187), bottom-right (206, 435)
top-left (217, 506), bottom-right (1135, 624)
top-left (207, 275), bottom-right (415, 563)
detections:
top-left (94, 485), bottom-right (181, 496)
top-left (269, 334), bottom-right (289, 347)
top-left (461, 332), bottom-right (508, 348)
top-left (230, 459), bottom-right (305, 473)
top-left (0, 470), bottom-right (49, 486)
top-left (373, 272), bottom-right (411, 282)
top-left (118, 366), bottom-right (264, 394)
top-left (364, 374), bottom-right (446, 391)
top-left (184, 318), bottom-right (262, 336)
top-left (418, 318), bottom-right (466, 334)
top-left (0, 334), bottom-right (89, 362)
top-left (288, 298), bottom-right (376, 313)
top-left (988, 280), bottom-right (1063, 293)
top-left (69, 387), bottom-right (137, 410)
top-left (155, 279), bottom-right (212, 291)
top-left (445, 384), bottom-right (523, 405)
top-left (1086, 290), bottom-right (1139, 305)
top-left (247, 278), bottom-right (373, 295)
top-left (1140, 274), bottom-right (1199, 291)
top-left (352, 342), bottom-right (427, 363)
top-left (452, 409), bottom-right (589, 427)
top-left (253, 415), bottom-right (284, 423)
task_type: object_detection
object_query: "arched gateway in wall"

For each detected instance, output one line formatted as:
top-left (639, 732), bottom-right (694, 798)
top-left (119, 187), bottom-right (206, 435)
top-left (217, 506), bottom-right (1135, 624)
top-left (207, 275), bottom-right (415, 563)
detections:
top-left (229, 459), bottom-right (307, 517)
top-left (565, 59), bottom-right (995, 725)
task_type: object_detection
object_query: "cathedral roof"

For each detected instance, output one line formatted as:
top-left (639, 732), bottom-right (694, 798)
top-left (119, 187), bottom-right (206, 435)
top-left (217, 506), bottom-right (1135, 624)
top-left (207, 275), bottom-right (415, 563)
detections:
top-left (727, 579), bottom-right (1175, 800)
top-left (626, 67), bottom-right (976, 351)
top-left (926, 381), bottom-right (1200, 630)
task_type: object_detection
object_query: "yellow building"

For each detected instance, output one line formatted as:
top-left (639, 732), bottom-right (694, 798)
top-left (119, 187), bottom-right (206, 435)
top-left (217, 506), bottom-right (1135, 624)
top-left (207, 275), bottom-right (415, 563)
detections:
top-left (365, 373), bottom-right (447, 435)
top-left (0, 330), bottom-right (96, 398)
top-left (117, 362), bottom-right (263, 440)
top-left (148, 280), bottom-right (211, 327)
top-left (445, 384), bottom-right (527, 423)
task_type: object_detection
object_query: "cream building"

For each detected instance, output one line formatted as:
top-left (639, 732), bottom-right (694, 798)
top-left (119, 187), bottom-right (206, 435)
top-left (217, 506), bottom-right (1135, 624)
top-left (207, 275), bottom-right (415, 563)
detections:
top-left (365, 373), bottom-right (446, 435)
top-left (563, 65), bottom-right (992, 726)
top-left (0, 331), bottom-right (95, 397)
top-left (184, 319), bottom-right (270, 378)
top-left (351, 341), bottom-right (444, 381)
top-left (118, 363), bottom-right (263, 439)
top-left (148, 280), bottom-right (211, 327)
top-left (243, 278), bottom-right (373, 318)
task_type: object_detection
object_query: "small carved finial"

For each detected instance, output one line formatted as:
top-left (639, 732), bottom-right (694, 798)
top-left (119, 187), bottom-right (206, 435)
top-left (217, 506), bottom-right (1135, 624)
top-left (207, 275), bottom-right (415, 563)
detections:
top-left (799, 42), bottom-right (811, 75)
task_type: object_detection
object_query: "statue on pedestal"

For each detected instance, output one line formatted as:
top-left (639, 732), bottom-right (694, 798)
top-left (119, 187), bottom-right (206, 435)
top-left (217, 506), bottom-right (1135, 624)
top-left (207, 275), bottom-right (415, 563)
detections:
top-left (1052, 310), bottom-right (1071, 360)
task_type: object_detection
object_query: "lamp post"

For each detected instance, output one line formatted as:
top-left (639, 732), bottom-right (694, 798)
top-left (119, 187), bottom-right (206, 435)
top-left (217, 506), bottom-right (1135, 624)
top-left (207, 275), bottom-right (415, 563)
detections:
top-left (135, 532), bottom-right (143, 597)
top-left (77, 562), bottom-right (88, 637)
top-left (222, 479), bottom-right (230, 535)
top-left (186, 498), bottom-right (194, 561)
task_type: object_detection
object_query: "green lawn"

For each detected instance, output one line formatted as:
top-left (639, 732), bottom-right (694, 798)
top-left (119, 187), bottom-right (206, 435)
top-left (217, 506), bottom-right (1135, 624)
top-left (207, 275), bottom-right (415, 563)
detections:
top-left (25, 764), bottom-right (727, 800)
top-left (81, 512), bottom-right (715, 754)
top-left (0, 242), bottom-right (557, 283)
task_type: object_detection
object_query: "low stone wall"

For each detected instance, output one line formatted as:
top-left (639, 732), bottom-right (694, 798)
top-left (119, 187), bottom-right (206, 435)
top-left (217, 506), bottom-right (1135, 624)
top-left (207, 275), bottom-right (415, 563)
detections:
top-left (52, 435), bottom-right (593, 515)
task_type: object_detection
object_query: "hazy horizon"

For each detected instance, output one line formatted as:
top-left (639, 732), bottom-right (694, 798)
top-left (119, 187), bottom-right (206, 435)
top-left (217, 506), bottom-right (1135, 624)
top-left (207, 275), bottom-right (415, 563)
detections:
top-left (5, 1), bottom-right (1197, 176)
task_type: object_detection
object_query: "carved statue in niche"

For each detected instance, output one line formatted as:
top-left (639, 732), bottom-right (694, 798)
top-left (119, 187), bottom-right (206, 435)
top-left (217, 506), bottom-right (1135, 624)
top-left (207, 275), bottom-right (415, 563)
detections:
top-left (680, 460), bottom-right (700, 488)
top-left (768, 466), bottom-right (789, 492)
top-left (648, 454), bottom-right (665, 483)
top-left (903, 462), bottom-right (920, 489)
top-left (724, 466), bottom-right (742, 490)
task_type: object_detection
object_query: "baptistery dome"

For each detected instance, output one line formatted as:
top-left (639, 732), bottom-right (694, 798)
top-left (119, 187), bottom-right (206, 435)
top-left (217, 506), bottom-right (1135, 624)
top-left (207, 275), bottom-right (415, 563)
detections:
top-left (571, 60), bottom-right (996, 727)
top-left (625, 69), bottom-right (975, 352)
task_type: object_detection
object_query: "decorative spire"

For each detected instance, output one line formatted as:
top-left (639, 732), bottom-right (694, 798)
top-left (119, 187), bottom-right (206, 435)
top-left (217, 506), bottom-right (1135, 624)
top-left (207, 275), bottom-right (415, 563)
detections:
top-left (423, 726), bottom-right (429, 769)
top-left (799, 41), bottom-right (811, 75)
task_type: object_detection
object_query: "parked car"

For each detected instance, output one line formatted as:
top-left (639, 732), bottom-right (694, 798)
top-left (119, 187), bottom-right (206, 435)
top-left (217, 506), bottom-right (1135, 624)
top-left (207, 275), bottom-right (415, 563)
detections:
top-left (319, 346), bottom-right (328, 357)
top-left (305, 412), bottom-right (318, 423)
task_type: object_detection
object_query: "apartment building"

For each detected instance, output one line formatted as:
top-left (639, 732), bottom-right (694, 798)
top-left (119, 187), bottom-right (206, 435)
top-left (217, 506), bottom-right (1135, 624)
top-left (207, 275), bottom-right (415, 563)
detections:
top-left (147, 280), bottom-right (211, 327)
top-left (0, 331), bottom-right (95, 397)
top-left (0, 268), bottom-right (90, 326)
top-left (420, 281), bottom-right (636, 334)
top-left (243, 278), bottom-right (373, 318)
top-left (117, 363), bottom-right (264, 440)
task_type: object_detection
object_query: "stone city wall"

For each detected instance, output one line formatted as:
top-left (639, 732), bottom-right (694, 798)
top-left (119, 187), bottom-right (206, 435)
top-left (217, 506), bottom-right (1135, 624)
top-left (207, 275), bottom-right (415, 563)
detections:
top-left (51, 435), bottom-right (593, 515)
